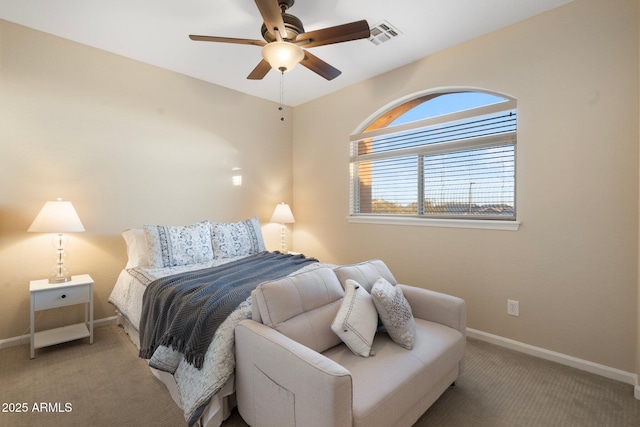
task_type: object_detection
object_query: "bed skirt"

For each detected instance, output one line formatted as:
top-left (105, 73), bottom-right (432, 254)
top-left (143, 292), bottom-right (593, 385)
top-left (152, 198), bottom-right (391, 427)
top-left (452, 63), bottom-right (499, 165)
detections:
top-left (116, 314), bottom-right (235, 427)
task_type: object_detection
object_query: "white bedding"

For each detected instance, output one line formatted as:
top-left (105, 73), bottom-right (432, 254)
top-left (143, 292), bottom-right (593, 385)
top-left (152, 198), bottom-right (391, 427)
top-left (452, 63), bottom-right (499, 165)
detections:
top-left (108, 255), bottom-right (328, 426)
top-left (110, 256), bottom-right (250, 333)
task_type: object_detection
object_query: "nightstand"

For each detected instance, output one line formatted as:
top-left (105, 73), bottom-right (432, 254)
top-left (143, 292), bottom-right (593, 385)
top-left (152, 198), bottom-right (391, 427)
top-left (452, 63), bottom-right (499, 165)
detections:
top-left (30, 274), bottom-right (94, 359)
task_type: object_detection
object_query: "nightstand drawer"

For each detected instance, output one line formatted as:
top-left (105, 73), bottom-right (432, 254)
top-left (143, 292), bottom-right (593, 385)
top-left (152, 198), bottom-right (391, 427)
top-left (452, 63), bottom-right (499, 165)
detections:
top-left (34, 285), bottom-right (91, 310)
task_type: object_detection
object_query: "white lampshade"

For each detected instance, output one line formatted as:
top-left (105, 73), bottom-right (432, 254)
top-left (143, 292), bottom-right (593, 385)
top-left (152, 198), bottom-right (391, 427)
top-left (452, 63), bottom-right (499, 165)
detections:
top-left (270, 203), bottom-right (295, 224)
top-left (28, 198), bottom-right (85, 233)
top-left (262, 42), bottom-right (304, 73)
top-left (28, 198), bottom-right (85, 283)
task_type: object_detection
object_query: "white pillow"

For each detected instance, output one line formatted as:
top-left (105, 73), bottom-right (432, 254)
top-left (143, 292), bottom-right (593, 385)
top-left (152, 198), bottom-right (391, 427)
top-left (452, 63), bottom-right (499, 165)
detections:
top-left (121, 228), bottom-right (150, 269)
top-left (144, 221), bottom-right (215, 268)
top-left (210, 216), bottom-right (266, 259)
top-left (331, 279), bottom-right (378, 357)
top-left (371, 277), bottom-right (416, 350)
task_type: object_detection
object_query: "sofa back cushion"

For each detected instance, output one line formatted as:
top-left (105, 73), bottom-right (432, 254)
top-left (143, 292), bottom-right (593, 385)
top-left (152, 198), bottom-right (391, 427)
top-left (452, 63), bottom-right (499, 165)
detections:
top-left (252, 267), bottom-right (344, 353)
top-left (333, 259), bottom-right (397, 293)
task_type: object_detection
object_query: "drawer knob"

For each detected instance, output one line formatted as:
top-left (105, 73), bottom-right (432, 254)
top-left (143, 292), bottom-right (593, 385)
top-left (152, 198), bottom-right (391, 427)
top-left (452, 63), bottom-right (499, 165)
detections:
top-left (61, 294), bottom-right (66, 299)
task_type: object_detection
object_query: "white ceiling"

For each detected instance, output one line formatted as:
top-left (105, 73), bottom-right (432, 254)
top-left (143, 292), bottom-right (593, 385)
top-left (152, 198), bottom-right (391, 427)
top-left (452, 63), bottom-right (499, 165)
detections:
top-left (0, 0), bottom-right (573, 106)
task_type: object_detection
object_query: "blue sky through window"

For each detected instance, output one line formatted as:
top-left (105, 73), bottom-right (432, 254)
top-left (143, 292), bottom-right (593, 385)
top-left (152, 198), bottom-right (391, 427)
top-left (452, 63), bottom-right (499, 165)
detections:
top-left (391, 92), bottom-right (507, 126)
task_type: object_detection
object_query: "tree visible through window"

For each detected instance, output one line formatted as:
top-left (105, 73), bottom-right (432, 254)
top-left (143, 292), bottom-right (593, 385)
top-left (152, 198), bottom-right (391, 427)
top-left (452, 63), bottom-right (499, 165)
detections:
top-left (350, 90), bottom-right (517, 220)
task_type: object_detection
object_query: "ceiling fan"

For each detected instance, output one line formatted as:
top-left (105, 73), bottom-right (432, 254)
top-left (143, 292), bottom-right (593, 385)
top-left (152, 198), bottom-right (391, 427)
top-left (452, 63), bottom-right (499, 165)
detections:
top-left (189, 0), bottom-right (370, 81)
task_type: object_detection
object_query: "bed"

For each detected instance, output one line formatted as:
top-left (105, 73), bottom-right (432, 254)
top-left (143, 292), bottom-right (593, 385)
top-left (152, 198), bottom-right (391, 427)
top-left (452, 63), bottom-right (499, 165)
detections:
top-left (108, 218), bottom-right (326, 427)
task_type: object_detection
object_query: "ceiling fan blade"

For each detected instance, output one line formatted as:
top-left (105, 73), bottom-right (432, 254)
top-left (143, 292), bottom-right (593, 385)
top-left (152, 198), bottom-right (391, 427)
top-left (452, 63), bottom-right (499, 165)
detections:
top-left (254, 0), bottom-right (287, 40)
top-left (300, 50), bottom-right (341, 80)
top-left (247, 60), bottom-right (272, 80)
top-left (294, 20), bottom-right (370, 48)
top-left (189, 35), bottom-right (266, 47)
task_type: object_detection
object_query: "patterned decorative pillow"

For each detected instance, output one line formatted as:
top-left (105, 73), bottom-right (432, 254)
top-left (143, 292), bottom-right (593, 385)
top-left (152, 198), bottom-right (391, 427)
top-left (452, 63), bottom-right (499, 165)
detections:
top-left (144, 221), bottom-right (214, 268)
top-left (331, 279), bottom-right (378, 357)
top-left (211, 217), bottom-right (266, 259)
top-left (371, 277), bottom-right (416, 350)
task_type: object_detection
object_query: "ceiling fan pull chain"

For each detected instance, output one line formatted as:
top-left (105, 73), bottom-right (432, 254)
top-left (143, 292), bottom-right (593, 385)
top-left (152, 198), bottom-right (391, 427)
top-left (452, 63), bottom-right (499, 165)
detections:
top-left (279, 69), bottom-right (285, 121)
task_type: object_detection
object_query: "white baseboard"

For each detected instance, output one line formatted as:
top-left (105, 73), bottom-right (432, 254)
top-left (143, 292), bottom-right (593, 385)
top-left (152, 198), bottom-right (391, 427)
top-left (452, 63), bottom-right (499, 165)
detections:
top-left (467, 328), bottom-right (639, 397)
top-left (0, 316), bottom-right (118, 350)
top-left (93, 316), bottom-right (119, 328)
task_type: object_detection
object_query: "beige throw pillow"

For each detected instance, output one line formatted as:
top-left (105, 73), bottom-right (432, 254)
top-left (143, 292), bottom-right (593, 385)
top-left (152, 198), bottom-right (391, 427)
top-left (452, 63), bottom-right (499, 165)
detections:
top-left (331, 279), bottom-right (378, 357)
top-left (371, 277), bottom-right (416, 350)
top-left (333, 259), bottom-right (397, 293)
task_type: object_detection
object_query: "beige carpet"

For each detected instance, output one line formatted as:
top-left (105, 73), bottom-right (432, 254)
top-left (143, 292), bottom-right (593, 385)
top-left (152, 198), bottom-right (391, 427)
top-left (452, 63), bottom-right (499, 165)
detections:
top-left (0, 324), bottom-right (638, 427)
top-left (415, 338), bottom-right (639, 427)
top-left (0, 324), bottom-right (186, 427)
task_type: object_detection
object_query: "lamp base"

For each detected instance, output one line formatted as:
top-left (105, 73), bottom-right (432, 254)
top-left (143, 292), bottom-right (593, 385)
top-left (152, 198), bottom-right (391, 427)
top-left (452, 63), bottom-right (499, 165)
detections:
top-left (279, 223), bottom-right (287, 253)
top-left (49, 276), bottom-right (71, 284)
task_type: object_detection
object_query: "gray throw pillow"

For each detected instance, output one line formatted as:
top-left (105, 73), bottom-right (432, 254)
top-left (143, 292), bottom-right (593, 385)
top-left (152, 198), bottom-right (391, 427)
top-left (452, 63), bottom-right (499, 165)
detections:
top-left (371, 277), bottom-right (415, 350)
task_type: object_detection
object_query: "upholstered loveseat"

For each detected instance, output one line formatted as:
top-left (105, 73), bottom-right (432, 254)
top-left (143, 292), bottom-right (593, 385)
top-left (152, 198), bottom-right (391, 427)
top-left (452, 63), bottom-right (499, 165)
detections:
top-left (235, 260), bottom-right (466, 427)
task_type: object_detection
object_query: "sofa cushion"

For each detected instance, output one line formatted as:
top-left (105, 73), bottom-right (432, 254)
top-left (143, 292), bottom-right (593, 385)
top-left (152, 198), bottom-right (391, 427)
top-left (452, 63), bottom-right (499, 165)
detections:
top-left (322, 319), bottom-right (465, 427)
top-left (252, 267), bottom-right (344, 353)
top-left (371, 277), bottom-right (416, 350)
top-left (334, 259), bottom-right (397, 293)
top-left (331, 280), bottom-right (378, 357)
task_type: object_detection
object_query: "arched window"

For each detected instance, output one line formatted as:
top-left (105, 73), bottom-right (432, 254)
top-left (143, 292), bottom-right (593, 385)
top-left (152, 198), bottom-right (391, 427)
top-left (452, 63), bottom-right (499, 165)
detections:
top-left (349, 89), bottom-right (517, 225)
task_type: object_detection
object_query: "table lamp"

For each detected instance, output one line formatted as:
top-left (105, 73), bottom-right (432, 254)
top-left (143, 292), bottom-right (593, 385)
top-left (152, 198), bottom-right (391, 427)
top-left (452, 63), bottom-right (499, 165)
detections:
top-left (28, 198), bottom-right (85, 283)
top-left (270, 202), bottom-right (295, 253)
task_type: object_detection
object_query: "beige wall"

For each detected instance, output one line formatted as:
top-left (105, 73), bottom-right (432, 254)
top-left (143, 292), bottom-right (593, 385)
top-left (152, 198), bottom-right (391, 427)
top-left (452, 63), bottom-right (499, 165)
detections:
top-left (293, 0), bottom-right (639, 373)
top-left (1, 0), bottom-right (638, 379)
top-left (0, 20), bottom-right (293, 340)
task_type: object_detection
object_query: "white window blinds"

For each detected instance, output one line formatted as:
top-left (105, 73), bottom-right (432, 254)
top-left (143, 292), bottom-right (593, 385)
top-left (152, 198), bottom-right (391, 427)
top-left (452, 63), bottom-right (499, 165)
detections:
top-left (350, 99), bottom-right (516, 220)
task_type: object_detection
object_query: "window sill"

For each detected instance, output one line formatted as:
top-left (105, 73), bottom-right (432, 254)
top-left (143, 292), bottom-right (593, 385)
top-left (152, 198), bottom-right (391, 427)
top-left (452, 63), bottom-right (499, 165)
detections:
top-left (347, 215), bottom-right (521, 231)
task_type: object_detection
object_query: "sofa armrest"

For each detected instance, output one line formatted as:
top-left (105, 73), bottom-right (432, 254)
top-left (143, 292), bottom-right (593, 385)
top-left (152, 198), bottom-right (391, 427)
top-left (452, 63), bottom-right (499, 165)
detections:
top-left (398, 284), bottom-right (466, 337)
top-left (235, 319), bottom-right (353, 427)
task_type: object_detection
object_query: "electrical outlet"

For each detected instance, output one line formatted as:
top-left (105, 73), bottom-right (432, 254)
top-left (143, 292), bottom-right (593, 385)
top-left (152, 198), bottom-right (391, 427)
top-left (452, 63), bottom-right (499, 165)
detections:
top-left (507, 299), bottom-right (519, 317)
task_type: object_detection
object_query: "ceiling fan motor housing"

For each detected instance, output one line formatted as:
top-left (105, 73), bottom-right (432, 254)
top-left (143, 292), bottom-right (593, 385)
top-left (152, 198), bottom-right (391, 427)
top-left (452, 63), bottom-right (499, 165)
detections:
top-left (261, 13), bottom-right (304, 42)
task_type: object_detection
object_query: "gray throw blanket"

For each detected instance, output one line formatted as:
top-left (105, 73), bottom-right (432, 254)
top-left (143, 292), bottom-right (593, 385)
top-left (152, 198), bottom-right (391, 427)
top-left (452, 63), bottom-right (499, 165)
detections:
top-left (138, 251), bottom-right (317, 369)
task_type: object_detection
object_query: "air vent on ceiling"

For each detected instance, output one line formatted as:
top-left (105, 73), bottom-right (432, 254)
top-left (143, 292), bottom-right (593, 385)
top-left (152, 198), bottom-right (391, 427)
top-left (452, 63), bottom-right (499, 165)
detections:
top-left (368, 20), bottom-right (402, 45)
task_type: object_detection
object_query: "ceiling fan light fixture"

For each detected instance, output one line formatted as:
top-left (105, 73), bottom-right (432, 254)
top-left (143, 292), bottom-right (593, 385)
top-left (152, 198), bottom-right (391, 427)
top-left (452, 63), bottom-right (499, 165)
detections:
top-left (262, 41), bottom-right (304, 72)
